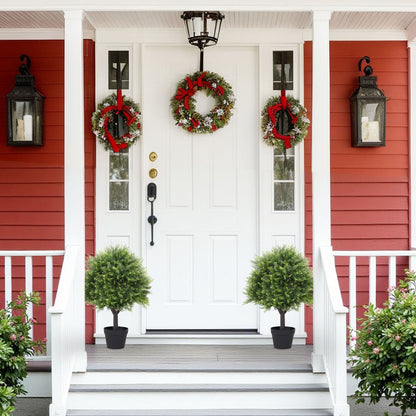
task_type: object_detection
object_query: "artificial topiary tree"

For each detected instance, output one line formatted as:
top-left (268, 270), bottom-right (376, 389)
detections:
top-left (244, 245), bottom-right (313, 329)
top-left (85, 245), bottom-right (152, 331)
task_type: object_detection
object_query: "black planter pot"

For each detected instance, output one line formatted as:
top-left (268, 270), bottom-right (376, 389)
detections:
top-left (271, 326), bottom-right (295, 349)
top-left (104, 326), bottom-right (128, 349)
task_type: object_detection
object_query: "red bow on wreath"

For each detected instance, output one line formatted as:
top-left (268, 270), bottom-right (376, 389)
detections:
top-left (267, 90), bottom-right (298, 149)
top-left (175, 72), bottom-right (213, 110)
top-left (101, 89), bottom-right (137, 153)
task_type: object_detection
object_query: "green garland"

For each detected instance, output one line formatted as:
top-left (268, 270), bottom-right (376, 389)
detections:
top-left (261, 94), bottom-right (309, 151)
top-left (171, 71), bottom-right (235, 134)
top-left (92, 92), bottom-right (142, 152)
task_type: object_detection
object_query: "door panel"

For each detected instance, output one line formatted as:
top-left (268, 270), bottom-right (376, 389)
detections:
top-left (142, 45), bottom-right (258, 330)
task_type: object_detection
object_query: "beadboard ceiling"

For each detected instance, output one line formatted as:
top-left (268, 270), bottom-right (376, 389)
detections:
top-left (0, 10), bottom-right (415, 33)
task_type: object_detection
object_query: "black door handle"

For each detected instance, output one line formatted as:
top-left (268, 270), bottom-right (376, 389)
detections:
top-left (147, 183), bottom-right (157, 246)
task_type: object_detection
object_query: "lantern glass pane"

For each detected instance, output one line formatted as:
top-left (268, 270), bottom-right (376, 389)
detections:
top-left (11, 100), bottom-right (33, 142)
top-left (205, 16), bottom-right (216, 37)
top-left (192, 16), bottom-right (202, 36)
top-left (35, 99), bottom-right (43, 144)
top-left (360, 101), bottom-right (384, 143)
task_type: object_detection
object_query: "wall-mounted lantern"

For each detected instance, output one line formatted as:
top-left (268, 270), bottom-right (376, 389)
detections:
top-left (7, 55), bottom-right (44, 146)
top-left (350, 56), bottom-right (387, 147)
top-left (181, 11), bottom-right (224, 71)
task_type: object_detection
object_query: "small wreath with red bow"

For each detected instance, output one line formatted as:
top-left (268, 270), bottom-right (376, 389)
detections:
top-left (171, 71), bottom-right (235, 134)
top-left (262, 91), bottom-right (310, 151)
top-left (92, 90), bottom-right (142, 152)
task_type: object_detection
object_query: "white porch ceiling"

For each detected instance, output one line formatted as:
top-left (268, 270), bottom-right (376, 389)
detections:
top-left (0, 10), bottom-right (415, 33)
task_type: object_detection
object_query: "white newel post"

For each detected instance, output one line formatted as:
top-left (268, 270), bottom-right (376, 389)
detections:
top-left (311, 11), bottom-right (332, 373)
top-left (64, 9), bottom-right (87, 371)
top-left (409, 40), bottom-right (416, 253)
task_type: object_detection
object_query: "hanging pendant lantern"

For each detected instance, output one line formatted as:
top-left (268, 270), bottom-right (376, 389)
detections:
top-left (181, 11), bottom-right (224, 71)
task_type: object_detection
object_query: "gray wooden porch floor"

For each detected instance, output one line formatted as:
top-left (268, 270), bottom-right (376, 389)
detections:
top-left (85, 344), bottom-right (313, 372)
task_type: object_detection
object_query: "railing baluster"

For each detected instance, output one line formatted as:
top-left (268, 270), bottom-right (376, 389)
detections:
top-left (349, 256), bottom-right (357, 345)
top-left (46, 256), bottom-right (53, 355)
top-left (25, 256), bottom-right (33, 339)
top-left (5, 256), bottom-right (12, 305)
top-left (410, 255), bottom-right (416, 272)
top-left (369, 256), bottom-right (377, 305)
top-left (388, 256), bottom-right (397, 306)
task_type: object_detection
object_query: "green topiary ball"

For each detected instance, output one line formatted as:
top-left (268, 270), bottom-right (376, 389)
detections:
top-left (85, 246), bottom-right (151, 313)
top-left (244, 245), bottom-right (313, 313)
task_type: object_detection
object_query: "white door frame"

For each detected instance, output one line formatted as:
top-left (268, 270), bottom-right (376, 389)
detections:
top-left (94, 32), bottom-right (306, 343)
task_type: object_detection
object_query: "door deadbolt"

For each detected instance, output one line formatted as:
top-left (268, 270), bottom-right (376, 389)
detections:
top-left (149, 152), bottom-right (158, 162)
top-left (149, 168), bottom-right (158, 179)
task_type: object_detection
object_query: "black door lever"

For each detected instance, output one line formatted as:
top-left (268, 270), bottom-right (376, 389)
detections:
top-left (147, 183), bottom-right (157, 246)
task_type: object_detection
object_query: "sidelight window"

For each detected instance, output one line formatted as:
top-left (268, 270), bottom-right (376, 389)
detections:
top-left (273, 147), bottom-right (295, 211)
top-left (273, 51), bottom-right (293, 91)
top-left (109, 148), bottom-right (129, 211)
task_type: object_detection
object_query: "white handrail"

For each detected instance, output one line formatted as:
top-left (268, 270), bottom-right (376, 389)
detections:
top-left (320, 246), bottom-right (349, 416)
top-left (49, 245), bottom-right (83, 416)
top-left (0, 249), bottom-right (65, 357)
top-left (0, 250), bottom-right (65, 256)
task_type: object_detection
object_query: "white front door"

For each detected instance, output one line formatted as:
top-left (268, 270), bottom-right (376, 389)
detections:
top-left (142, 45), bottom-right (258, 330)
top-left (95, 40), bottom-right (306, 340)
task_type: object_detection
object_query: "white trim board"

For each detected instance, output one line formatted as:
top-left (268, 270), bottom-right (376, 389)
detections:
top-left (2, 0), bottom-right (416, 12)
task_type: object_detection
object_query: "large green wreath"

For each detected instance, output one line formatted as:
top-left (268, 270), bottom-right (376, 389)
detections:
top-left (262, 93), bottom-right (310, 151)
top-left (171, 71), bottom-right (235, 134)
top-left (92, 91), bottom-right (142, 152)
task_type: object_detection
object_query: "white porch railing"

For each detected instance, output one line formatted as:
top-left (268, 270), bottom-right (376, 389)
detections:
top-left (49, 244), bottom-right (85, 416)
top-left (0, 249), bottom-right (65, 359)
top-left (332, 249), bottom-right (416, 344)
top-left (320, 246), bottom-right (349, 416)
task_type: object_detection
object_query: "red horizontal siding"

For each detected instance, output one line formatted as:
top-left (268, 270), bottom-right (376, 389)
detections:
top-left (304, 40), bottom-right (410, 343)
top-left (0, 39), bottom-right (96, 344)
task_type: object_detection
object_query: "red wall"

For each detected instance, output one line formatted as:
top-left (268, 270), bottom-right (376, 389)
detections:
top-left (304, 41), bottom-right (410, 342)
top-left (0, 39), bottom-right (96, 343)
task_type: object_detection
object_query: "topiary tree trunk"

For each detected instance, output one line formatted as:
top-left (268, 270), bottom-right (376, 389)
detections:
top-left (111, 308), bottom-right (120, 330)
top-left (278, 308), bottom-right (286, 329)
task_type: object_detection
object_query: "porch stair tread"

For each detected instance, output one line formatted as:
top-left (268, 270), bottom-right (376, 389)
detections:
top-left (66, 409), bottom-right (333, 416)
top-left (69, 383), bottom-right (329, 392)
top-left (65, 345), bottom-right (333, 416)
top-left (85, 345), bottom-right (313, 372)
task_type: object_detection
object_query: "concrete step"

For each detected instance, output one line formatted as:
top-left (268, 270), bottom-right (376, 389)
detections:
top-left (70, 370), bottom-right (328, 385)
top-left (66, 386), bottom-right (331, 411)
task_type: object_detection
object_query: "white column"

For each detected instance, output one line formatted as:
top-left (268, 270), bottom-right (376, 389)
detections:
top-left (311, 10), bottom-right (332, 373)
top-left (64, 9), bottom-right (86, 370)
top-left (409, 41), bottom-right (416, 253)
